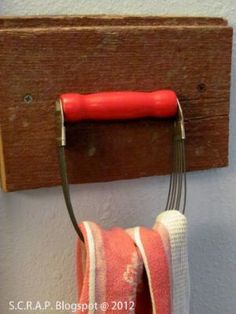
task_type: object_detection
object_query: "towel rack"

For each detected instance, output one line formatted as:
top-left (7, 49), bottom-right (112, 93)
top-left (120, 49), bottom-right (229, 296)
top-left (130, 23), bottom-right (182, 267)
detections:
top-left (56, 90), bottom-right (186, 240)
top-left (0, 16), bottom-right (232, 192)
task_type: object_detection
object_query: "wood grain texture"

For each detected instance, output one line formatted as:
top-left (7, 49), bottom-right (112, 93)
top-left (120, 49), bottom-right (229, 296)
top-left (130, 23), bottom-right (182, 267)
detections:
top-left (0, 16), bottom-right (233, 191)
top-left (0, 15), bottom-right (228, 28)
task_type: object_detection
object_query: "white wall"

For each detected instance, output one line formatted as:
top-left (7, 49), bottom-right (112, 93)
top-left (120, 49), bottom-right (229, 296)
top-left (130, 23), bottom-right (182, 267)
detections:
top-left (0, 1), bottom-right (236, 313)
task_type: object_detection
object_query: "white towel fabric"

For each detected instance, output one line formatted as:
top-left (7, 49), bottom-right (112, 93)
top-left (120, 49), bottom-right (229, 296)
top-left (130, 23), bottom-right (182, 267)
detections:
top-left (155, 210), bottom-right (190, 314)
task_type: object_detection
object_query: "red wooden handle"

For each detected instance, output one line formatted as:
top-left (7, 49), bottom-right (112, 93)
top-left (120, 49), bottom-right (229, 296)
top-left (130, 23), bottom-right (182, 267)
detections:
top-left (60, 90), bottom-right (177, 122)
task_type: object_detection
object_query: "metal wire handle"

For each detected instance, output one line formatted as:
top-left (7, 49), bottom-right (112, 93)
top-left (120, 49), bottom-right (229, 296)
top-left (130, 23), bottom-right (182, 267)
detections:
top-left (56, 99), bottom-right (186, 241)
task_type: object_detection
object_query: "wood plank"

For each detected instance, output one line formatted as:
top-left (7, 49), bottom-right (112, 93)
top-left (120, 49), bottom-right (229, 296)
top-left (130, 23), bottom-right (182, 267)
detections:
top-left (0, 17), bottom-right (233, 191)
top-left (0, 15), bottom-right (228, 28)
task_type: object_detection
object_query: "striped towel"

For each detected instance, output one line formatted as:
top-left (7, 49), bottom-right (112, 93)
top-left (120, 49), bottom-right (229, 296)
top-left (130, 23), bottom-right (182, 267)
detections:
top-left (127, 227), bottom-right (171, 313)
top-left (76, 210), bottom-right (190, 313)
top-left (76, 222), bottom-right (145, 314)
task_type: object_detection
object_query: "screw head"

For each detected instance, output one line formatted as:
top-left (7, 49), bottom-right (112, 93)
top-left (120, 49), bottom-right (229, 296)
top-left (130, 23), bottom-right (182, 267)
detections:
top-left (197, 83), bottom-right (206, 93)
top-left (23, 94), bottom-right (33, 104)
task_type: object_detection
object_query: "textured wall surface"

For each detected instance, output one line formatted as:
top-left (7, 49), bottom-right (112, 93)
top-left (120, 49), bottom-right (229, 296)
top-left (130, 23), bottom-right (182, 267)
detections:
top-left (0, 1), bottom-right (236, 313)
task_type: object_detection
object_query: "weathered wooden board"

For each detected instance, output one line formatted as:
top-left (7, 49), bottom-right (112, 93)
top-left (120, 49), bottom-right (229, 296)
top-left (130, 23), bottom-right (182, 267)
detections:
top-left (0, 16), bottom-right (233, 191)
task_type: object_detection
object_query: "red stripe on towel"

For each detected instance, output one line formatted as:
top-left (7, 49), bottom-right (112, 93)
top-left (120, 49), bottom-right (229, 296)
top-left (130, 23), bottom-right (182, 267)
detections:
top-left (137, 227), bottom-right (171, 314)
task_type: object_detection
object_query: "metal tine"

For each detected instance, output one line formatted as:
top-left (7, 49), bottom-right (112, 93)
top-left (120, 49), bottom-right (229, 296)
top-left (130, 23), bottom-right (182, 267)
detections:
top-left (166, 135), bottom-right (181, 211)
top-left (170, 140), bottom-right (179, 210)
top-left (59, 146), bottom-right (84, 241)
top-left (56, 100), bottom-right (85, 242)
top-left (178, 140), bottom-right (183, 210)
top-left (167, 140), bottom-right (177, 210)
top-left (181, 140), bottom-right (187, 214)
top-left (176, 140), bottom-right (183, 210)
top-left (177, 144), bottom-right (186, 213)
top-left (165, 137), bottom-right (177, 211)
top-left (173, 141), bottom-right (180, 210)
top-left (174, 140), bottom-right (183, 211)
top-left (165, 137), bottom-right (175, 211)
top-left (177, 100), bottom-right (186, 214)
top-left (165, 170), bottom-right (173, 211)
top-left (165, 99), bottom-right (186, 214)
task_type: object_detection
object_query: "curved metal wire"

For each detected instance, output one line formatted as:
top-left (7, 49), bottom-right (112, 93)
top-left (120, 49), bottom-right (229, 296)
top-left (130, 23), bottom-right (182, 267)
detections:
top-left (56, 98), bottom-right (187, 240)
top-left (59, 146), bottom-right (84, 241)
top-left (56, 100), bottom-right (84, 241)
top-left (165, 99), bottom-right (186, 214)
